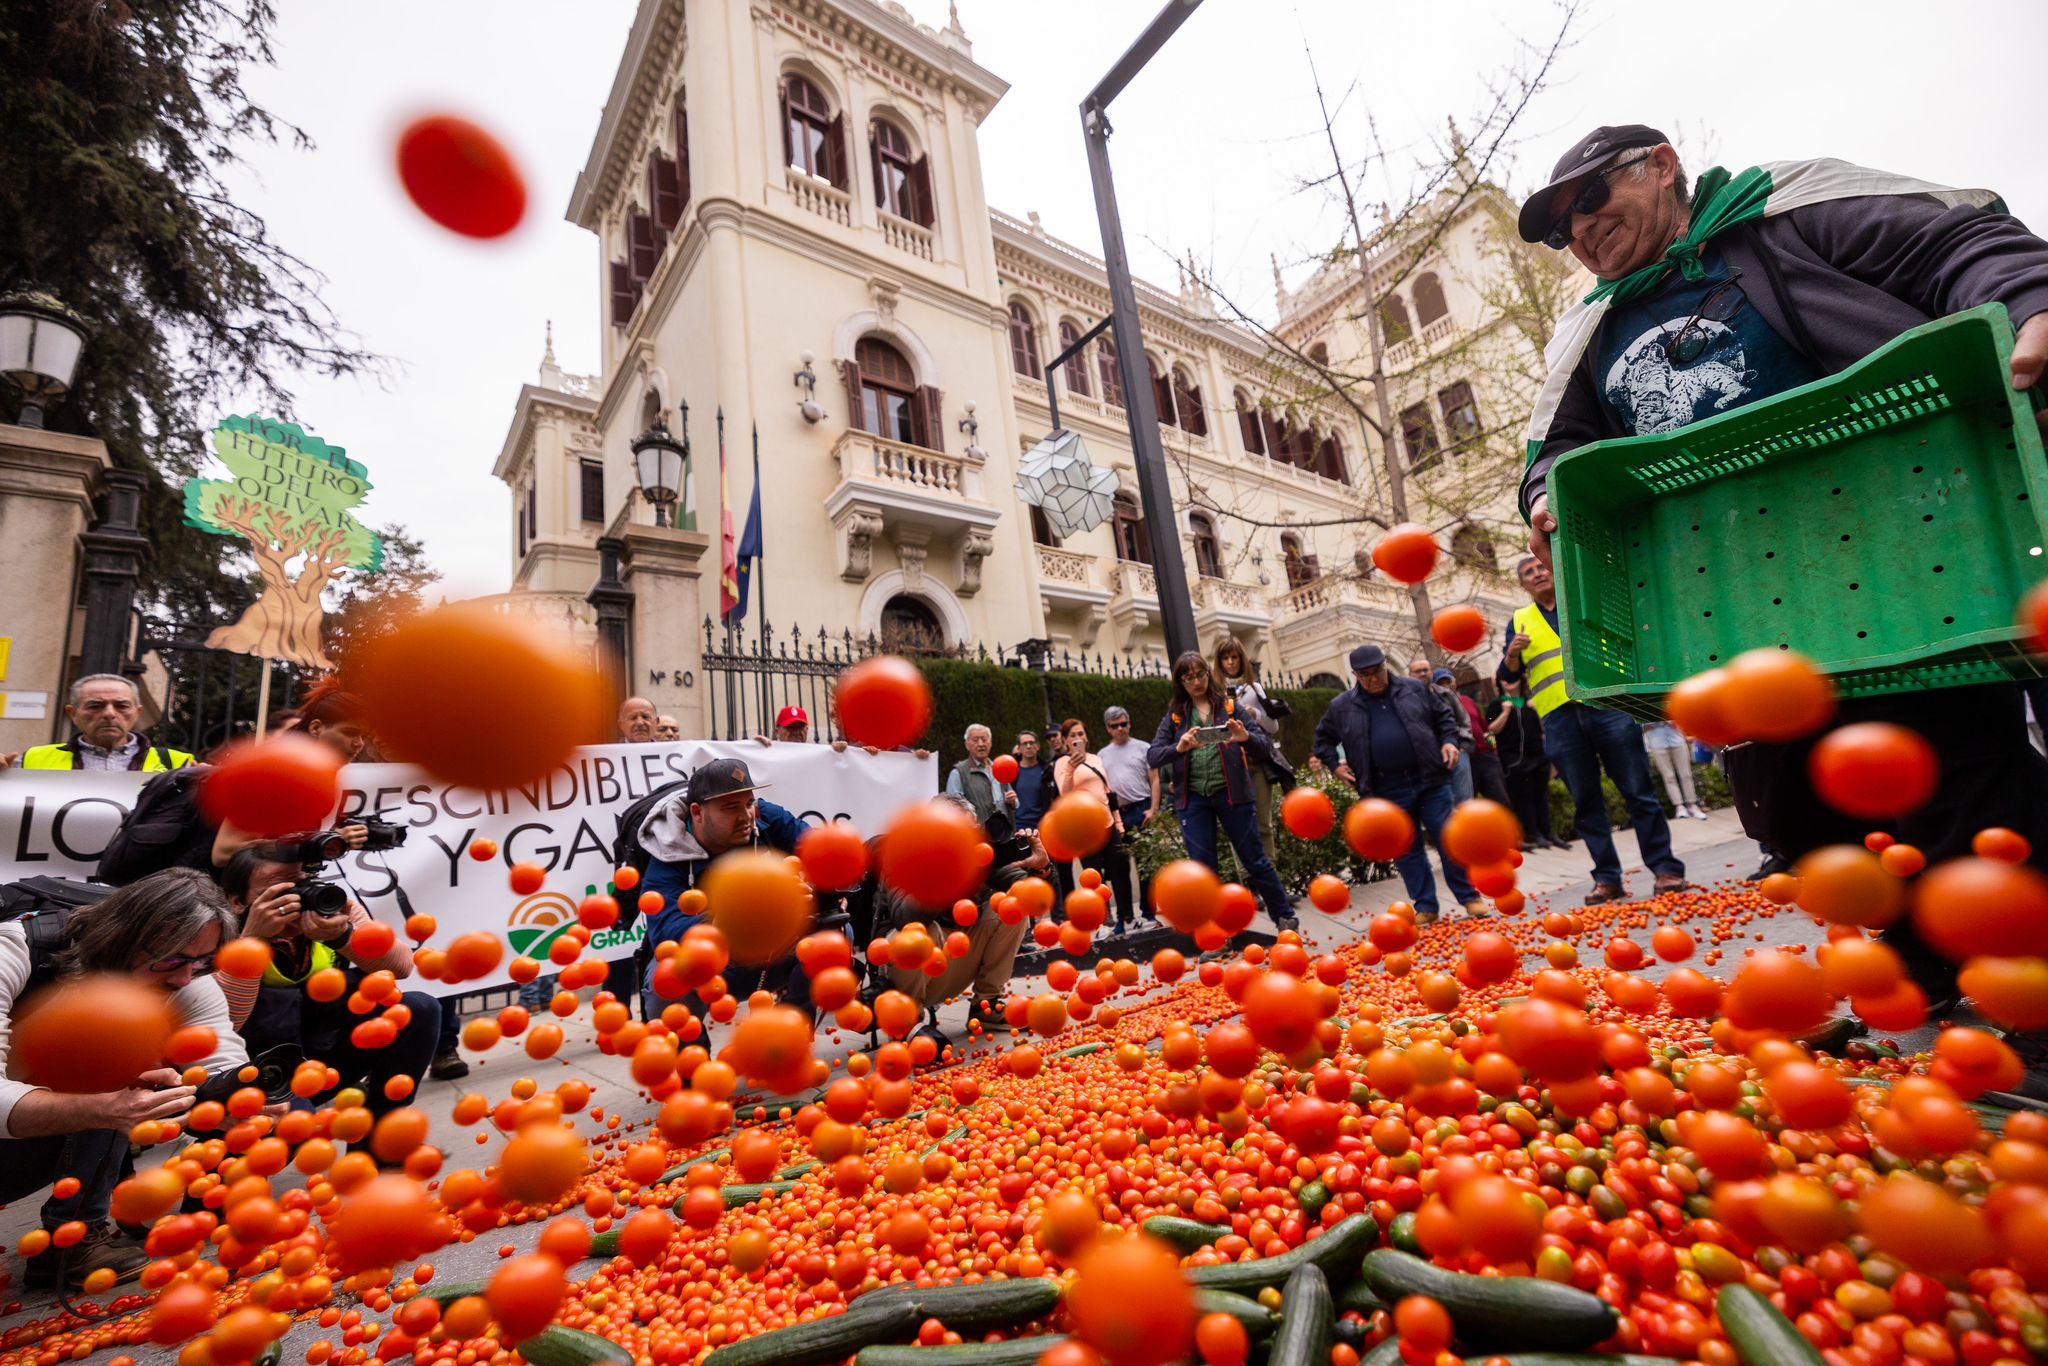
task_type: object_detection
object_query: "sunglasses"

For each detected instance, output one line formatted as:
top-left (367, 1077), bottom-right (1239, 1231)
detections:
top-left (1664, 271), bottom-right (1747, 365)
top-left (1544, 151), bottom-right (1653, 250)
top-left (1107, 720), bottom-right (1129, 729)
top-left (147, 952), bottom-right (217, 975)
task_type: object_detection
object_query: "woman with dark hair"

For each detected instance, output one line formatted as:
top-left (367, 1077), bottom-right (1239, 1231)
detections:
top-left (0, 869), bottom-right (247, 1291)
top-left (278, 679), bottom-right (372, 763)
top-left (1052, 718), bottom-right (1136, 930)
top-left (1147, 652), bottom-right (1297, 932)
top-left (1213, 637), bottom-right (1283, 857)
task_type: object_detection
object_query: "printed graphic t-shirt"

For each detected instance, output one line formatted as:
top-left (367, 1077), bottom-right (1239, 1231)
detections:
top-left (1594, 249), bottom-right (1820, 436)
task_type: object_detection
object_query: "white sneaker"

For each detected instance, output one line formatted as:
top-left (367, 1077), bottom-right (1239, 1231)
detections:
top-left (1690, 805), bottom-right (1710, 820)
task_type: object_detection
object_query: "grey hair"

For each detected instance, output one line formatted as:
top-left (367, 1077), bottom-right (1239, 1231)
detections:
top-left (1515, 554), bottom-right (1540, 576)
top-left (1625, 149), bottom-right (1691, 206)
top-left (58, 868), bottom-right (238, 976)
top-left (934, 792), bottom-right (977, 817)
top-left (963, 723), bottom-right (991, 742)
top-left (68, 673), bottom-right (138, 708)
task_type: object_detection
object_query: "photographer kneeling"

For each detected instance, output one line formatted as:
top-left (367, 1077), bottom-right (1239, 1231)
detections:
top-left (0, 869), bottom-right (246, 1291)
top-left (219, 841), bottom-right (437, 1118)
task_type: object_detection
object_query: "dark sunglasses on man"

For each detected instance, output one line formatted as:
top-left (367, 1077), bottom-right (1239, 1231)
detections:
top-left (1543, 151), bottom-right (1654, 250)
top-left (1106, 719), bottom-right (1130, 730)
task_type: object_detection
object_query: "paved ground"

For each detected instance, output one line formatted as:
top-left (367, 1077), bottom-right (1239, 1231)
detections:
top-left (2, 806), bottom-right (1853, 1357)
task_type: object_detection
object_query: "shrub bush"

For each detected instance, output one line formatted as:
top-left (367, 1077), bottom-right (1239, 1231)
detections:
top-left (1546, 761), bottom-right (1729, 838)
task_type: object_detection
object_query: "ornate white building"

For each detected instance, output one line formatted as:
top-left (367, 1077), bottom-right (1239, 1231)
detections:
top-left (493, 0), bottom-right (1547, 728)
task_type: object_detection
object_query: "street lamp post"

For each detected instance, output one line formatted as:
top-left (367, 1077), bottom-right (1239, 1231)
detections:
top-left (1080, 0), bottom-right (1207, 661)
top-left (630, 402), bottom-right (688, 528)
top-left (0, 290), bottom-right (89, 430)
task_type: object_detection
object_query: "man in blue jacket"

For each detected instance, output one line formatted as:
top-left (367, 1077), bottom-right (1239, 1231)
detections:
top-left (1312, 645), bottom-right (1490, 923)
top-left (634, 756), bottom-right (809, 1015)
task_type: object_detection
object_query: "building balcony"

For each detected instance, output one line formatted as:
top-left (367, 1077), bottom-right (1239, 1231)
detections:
top-left (1034, 544), bottom-right (1111, 649)
top-left (879, 211), bottom-right (934, 262)
top-left (1193, 574), bottom-right (1271, 632)
top-left (824, 429), bottom-right (1000, 596)
top-left (785, 167), bottom-right (851, 227)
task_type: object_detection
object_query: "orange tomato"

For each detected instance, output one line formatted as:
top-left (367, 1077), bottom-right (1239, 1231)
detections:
top-left (1150, 860), bottom-right (1221, 934)
top-left (1807, 721), bottom-right (1939, 818)
top-left (1280, 787), bottom-right (1335, 840)
top-left (879, 801), bottom-right (985, 908)
top-left (1344, 798), bottom-right (1415, 862)
top-left (797, 821), bottom-right (870, 890)
top-left (1720, 648), bottom-right (1835, 742)
top-left (1371, 524), bottom-right (1439, 584)
top-left (834, 655), bottom-right (933, 750)
top-left (1065, 1233), bottom-right (1195, 1366)
top-left (13, 975), bottom-right (173, 1093)
top-left (1792, 845), bottom-right (1906, 928)
top-left (1430, 604), bottom-right (1487, 653)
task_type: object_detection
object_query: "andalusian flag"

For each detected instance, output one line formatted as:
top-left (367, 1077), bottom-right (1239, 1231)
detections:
top-left (718, 408), bottom-right (740, 619)
top-left (1523, 158), bottom-right (2004, 473)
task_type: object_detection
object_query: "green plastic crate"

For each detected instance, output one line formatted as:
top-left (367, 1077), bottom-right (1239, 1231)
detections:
top-left (1546, 302), bottom-right (2048, 720)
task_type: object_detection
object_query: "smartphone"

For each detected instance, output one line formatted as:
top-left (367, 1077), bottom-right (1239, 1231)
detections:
top-left (1191, 725), bottom-right (1232, 745)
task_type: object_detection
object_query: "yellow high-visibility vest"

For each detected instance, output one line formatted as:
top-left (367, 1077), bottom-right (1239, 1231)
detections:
top-left (1513, 602), bottom-right (1570, 717)
top-left (21, 740), bottom-right (196, 772)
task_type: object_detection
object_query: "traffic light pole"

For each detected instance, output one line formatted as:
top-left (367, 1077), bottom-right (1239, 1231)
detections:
top-left (1080, 0), bottom-right (1207, 663)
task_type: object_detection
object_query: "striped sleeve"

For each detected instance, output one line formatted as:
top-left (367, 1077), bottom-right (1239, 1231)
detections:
top-left (216, 971), bottom-right (262, 1029)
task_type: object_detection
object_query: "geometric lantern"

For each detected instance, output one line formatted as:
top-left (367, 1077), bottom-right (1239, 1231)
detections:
top-left (1014, 428), bottom-right (1120, 538)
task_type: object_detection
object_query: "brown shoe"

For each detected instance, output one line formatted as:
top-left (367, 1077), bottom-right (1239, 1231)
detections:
top-left (1653, 874), bottom-right (1692, 896)
top-left (1461, 901), bottom-right (1494, 920)
top-left (22, 1221), bottom-right (147, 1295)
top-left (1582, 883), bottom-right (1628, 906)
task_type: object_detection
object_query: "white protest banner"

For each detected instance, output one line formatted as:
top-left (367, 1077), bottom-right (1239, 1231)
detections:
top-left (0, 741), bottom-right (936, 997)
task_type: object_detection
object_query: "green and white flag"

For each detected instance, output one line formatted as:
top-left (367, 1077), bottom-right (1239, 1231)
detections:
top-left (1522, 157), bottom-right (2005, 476)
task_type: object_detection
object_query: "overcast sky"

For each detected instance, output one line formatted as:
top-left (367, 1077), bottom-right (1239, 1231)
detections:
top-left (224, 0), bottom-right (2048, 601)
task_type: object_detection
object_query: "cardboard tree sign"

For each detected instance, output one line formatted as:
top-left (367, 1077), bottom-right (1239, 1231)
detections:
top-left (184, 415), bottom-right (385, 670)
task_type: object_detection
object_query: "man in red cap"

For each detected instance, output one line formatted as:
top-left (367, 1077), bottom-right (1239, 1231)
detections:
top-left (774, 706), bottom-right (811, 743)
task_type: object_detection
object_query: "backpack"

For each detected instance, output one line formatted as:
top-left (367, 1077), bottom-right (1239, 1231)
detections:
top-left (95, 765), bottom-right (215, 886)
top-left (611, 777), bottom-right (691, 879)
top-left (0, 876), bottom-right (119, 998)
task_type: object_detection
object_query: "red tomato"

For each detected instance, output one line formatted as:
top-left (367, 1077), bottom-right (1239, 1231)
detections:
top-left (835, 655), bottom-right (933, 750)
top-left (991, 753), bottom-right (1020, 783)
top-left (201, 735), bottom-right (342, 837)
top-left (1279, 786), bottom-right (1335, 841)
top-left (1371, 524), bottom-right (1439, 584)
top-left (396, 116), bottom-right (527, 238)
top-left (1808, 722), bottom-right (1940, 819)
top-left (1430, 604), bottom-right (1487, 653)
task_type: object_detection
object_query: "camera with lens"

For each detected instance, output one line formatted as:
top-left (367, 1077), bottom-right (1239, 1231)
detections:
top-left (259, 832), bottom-right (355, 919)
top-left (192, 1043), bottom-right (304, 1106)
top-left (357, 818), bottom-right (407, 852)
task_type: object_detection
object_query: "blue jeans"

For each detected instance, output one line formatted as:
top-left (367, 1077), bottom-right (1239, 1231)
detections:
top-left (1375, 775), bottom-right (1478, 918)
top-left (1450, 752), bottom-right (1475, 803)
top-left (1176, 788), bottom-right (1292, 923)
top-left (0, 1127), bottom-right (127, 1228)
top-left (1544, 703), bottom-right (1684, 887)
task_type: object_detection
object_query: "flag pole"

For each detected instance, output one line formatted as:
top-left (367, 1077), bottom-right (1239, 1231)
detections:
top-left (752, 425), bottom-right (766, 646)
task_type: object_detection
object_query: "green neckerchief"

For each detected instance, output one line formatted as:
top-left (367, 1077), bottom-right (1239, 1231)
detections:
top-left (1583, 165), bottom-right (1774, 305)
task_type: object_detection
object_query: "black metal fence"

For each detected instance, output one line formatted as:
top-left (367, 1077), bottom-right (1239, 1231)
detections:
top-left (698, 616), bottom-right (1317, 743)
top-left (138, 622), bottom-right (302, 758)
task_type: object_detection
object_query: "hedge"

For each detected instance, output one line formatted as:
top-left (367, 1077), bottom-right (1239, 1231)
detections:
top-left (1545, 760), bottom-right (1731, 837)
top-left (911, 659), bottom-right (1341, 779)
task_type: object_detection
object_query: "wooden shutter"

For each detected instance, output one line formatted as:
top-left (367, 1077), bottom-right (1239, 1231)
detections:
top-left (910, 156), bottom-right (934, 228)
top-left (609, 261), bottom-right (635, 329)
top-left (869, 129), bottom-right (885, 209)
top-left (825, 112), bottom-right (846, 189)
top-left (628, 211), bottom-right (657, 284)
top-left (677, 107), bottom-right (692, 209)
top-left (1237, 400), bottom-right (1263, 454)
top-left (915, 385), bottom-right (944, 452)
top-left (839, 360), bottom-right (864, 430)
top-left (652, 154), bottom-right (683, 232)
top-left (1302, 553), bottom-right (1321, 580)
top-left (1151, 368), bottom-right (1175, 427)
top-left (778, 87), bottom-right (791, 167)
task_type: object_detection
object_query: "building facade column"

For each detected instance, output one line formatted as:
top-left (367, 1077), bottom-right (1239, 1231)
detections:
top-left (617, 523), bottom-right (710, 737)
top-left (0, 426), bottom-right (111, 751)
top-left (77, 468), bottom-right (150, 680)
top-left (587, 536), bottom-right (635, 718)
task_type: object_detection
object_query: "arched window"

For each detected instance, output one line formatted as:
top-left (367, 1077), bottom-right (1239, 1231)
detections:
top-left (1189, 512), bottom-right (1221, 579)
top-left (1058, 320), bottom-right (1091, 397)
top-left (1172, 366), bottom-right (1206, 436)
top-left (1307, 341), bottom-right (1330, 367)
top-left (1234, 388), bottom-right (1264, 455)
top-left (781, 74), bottom-right (843, 187)
top-left (1304, 671), bottom-right (1343, 690)
top-left (1112, 490), bottom-right (1151, 565)
top-left (870, 118), bottom-right (932, 227)
top-left (1008, 302), bottom-right (1042, 380)
top-left (1451, 523), bottom-right (1498, 570)
top-left (1438, 380), bottom-right (1481, 447)
top-left (852, 337), bottom-right (920, 445)
top-left (1315, 432), bottom-right (1349, 484)
top-left (1379, 295), bottom-right (1412, 345)
top-left (1097, 331), bottom-right (1126, 409)
top-left (1148, 354), bottom-right (1176, 428)
top-left (1413, 272), bottom-right (1449, 326)
top-left (879, 594), bottom-right (946, 654)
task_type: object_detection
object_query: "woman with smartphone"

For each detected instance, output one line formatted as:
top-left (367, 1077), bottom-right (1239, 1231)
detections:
top-left (1147, 652), bottom-right (1297, 932)
top-left (1051, 718), bottom-right (1136, 931)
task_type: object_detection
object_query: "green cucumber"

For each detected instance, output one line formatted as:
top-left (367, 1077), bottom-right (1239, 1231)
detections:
top-left (1387, 1210), bottom-right (1422, 1255)
top-left (920, 1126), bottom-right (969, 1158)
top-left (1491, 1357), bottom-right (1683, 1365)
top-left (1058, 1043), bottom-right (1108, 1057)
top-left (1717, 1283), bottom-right (1825, 1366)
top-left (1192, 1290), bottom-right (1278, 1339)
top-left (720, 1180), bottom-right (799, 1208)
top-left (855, 1277), bottom-right (1062, 1333)
top-left (778, 1160), bottom-right (819, 1180)
top-left (253, 1343), bottom-right (283, 1366)
top-left (658, 1148), bottom-right (729, 1184)
top-left (587, 1229), bottom-right (619, 1260)
top-left (517, 1326), bottom-right (635, 1366)
top-left (1361, 1341), bottom-right (1402, 1366)
top-left (417, 1280), bottom-right (488, 1306)
top-left (855, 1339), bottom-right (1066, 1366)
top-left (1333, 1278), bottom-right (1385, 1316)
top-left (1358, 1250), bottom-right (1617, 1353)
top-left (1297, 1180), bottom-right (1332, 1221)
top-left (1266, 1265), bottom-right (1332, 1366)
top-left (1143, 1215), bottom-right (1232, 1253)
top-left (1186, 1213), bottom-right (1377, 1295)
top-left (704, 1299), bottom-right (924, 1366)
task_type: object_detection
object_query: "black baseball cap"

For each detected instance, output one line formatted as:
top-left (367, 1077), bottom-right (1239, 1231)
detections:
top-left (687, 756), bottom-right (770, 805)
top-left (1517, 124), bottom-right (1671, 245)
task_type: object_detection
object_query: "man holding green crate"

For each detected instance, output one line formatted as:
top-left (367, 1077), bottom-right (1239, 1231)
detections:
top-left (1514, 124), bottom-right (2048, 1006)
